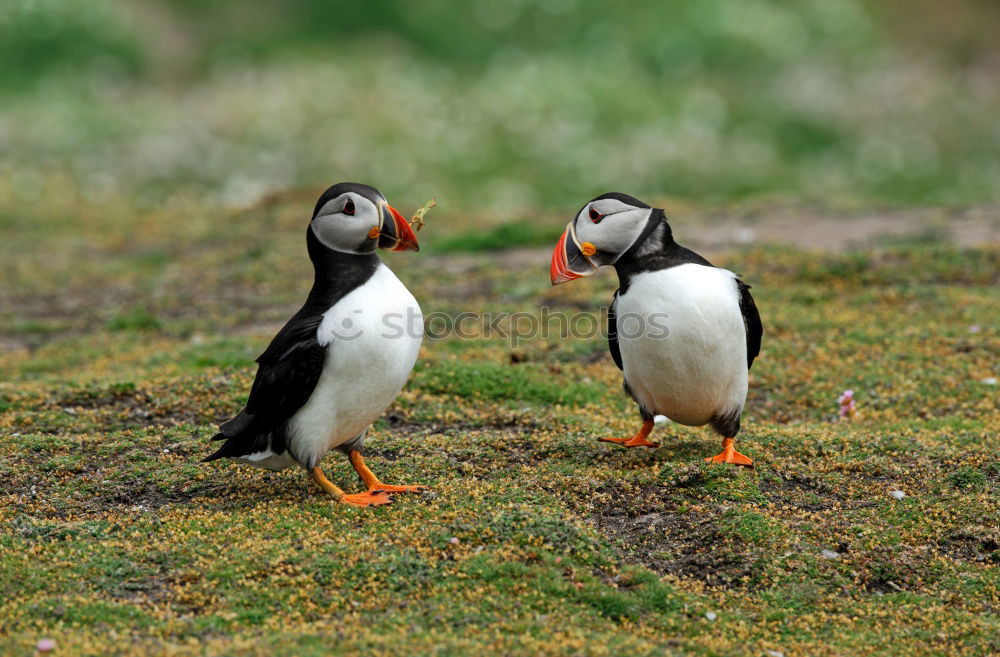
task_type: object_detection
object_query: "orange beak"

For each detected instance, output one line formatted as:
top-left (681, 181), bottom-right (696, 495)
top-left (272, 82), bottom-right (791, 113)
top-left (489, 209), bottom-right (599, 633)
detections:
top-left (550, 229), bottom-right (582, 285)
top-left (550, 222), bottom-right (597, 285)
top-left (378, 203), bottom-right (419, 252)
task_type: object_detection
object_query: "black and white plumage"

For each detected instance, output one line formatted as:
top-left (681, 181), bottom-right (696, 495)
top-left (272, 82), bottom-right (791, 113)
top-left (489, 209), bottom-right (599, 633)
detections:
top-left (204, 182), bottom-right (428, 506)
top-left (551, 192), bottom-right (762, 465)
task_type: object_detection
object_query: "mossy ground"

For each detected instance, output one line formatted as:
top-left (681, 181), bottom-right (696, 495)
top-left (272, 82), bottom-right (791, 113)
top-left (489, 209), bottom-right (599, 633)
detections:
top-left (1, 198), bottom-right (998, 656)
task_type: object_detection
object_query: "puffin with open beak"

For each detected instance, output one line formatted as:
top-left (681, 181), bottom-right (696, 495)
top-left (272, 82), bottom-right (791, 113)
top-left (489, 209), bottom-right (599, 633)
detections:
top-left (205, 182), bottom-right (427, 506)
top-left (550, 192), bottom-right (763, 466)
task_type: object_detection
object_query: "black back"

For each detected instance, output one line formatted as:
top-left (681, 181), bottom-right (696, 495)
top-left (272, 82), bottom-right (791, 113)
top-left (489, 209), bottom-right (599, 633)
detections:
top-left (607, 208), bottom-right (763, 380)
top-left (736, 279), bottom-right (762, 369)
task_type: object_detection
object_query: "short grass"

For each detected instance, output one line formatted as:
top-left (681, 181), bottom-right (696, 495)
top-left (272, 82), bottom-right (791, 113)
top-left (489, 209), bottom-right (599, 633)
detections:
top-left (1, 194), bottom-right (998, 656)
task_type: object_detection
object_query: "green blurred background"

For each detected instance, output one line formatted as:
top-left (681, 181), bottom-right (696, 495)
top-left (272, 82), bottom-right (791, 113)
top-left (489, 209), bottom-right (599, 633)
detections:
top-left (2, 0), bottom-right (998, 221)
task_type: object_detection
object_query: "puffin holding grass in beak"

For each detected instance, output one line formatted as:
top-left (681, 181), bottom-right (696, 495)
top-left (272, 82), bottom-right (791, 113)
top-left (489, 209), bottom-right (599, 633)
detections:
top-left (204, 182), bottom-right (427, 506)
top-left (550, 192), bottom-right (763, 466)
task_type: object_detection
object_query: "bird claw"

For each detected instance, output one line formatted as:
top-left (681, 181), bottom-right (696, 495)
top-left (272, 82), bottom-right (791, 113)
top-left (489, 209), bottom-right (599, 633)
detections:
top-left (705, 437), bottom-right (754, 467)
top-left (599, 436), bottom-right (659, 448)
top-left (340, 491), bottom-right (393, 507)
top-left (598, 419), bottom-right (657, 448)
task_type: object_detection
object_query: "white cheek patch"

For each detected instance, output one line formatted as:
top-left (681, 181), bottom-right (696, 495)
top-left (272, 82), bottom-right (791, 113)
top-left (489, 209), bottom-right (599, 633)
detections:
top-left (311, 194), bottom-right (381, 254)
top-left (574, 207), bottom-right (652, 261)
top-left (311, 215), bottom-right (371, 253)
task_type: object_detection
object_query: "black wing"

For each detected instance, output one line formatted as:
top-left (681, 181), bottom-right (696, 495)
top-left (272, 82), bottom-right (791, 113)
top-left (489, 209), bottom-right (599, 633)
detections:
top-left (204, 313), bottom-right (327, 461)
top-left (737, 279), bottom-right (762, 369)
top-left (608, 290), bottom-right (623, 371)
top-left (609, 290), bottom-right (652, 419)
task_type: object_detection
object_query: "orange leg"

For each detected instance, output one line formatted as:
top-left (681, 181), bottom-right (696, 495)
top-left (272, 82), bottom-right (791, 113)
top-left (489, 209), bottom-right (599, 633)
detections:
top-left (705, 437), bottom-right (753, 467)
top-left (349, 450), bottom-right (430, 494)
top-left (309, 466), bottom-right (392, 507)
top-left (599, 419), bottom-right (658, 448)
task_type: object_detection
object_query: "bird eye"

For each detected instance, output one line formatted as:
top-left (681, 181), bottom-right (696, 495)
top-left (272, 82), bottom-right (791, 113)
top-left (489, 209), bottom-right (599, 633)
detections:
top-left (343, 199), bottom-right (355, 216)
top-left (589, 207), bottom-right (603, 223)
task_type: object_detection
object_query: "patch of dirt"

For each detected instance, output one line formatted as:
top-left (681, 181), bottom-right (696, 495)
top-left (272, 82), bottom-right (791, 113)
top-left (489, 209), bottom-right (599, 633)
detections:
top-left (0, 336), bottom-right (30, 353)
top-left (384, 416), bottom-right (561, 481)
top-left (31, 385), bottom-right (231, 434)
top-left (937, 526), bottom-right (1000, 564)
top-left (587, 484), bottom-right (762, 589)
top-left (758, 469), bottom-right (844, 511)
top-left (852, 537), bottom-right (998, 594)
top-left (4, 459), bottom-right (304, 517)
top-left (383, 412), bottom-right (542, 437)
top-left (93, 479), bottom-right (218, 510)
top-left (681, 204), bottom-right (1000, 252)
top-left (856, 546), bottom-right (935, 593)
top-left (109, 575), bottom-right (173, 606)
top-left (5, 484), bottom-right (199, 519)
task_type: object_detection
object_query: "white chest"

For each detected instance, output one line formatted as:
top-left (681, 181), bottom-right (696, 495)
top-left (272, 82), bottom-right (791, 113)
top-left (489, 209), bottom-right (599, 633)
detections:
top-left (286, 264), bottom-right (423, 467)
top-left (615, 264), bottom-right (748, 425)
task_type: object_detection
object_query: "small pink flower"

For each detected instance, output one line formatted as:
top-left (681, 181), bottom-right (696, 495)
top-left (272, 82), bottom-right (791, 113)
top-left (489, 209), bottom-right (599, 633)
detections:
top-left (449, 537), bottom-right (460, 544)
top-left (37, 639), bottom-right (56, 653)
top-left (838, 390), bottom-right (856, 419)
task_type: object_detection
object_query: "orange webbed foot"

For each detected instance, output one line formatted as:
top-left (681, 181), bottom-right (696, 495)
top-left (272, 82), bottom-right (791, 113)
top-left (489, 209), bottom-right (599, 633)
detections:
top-left (369, 484), bottom-right (431, 494)
top-left (340, 491), bottom-right (393, 507)
top-left (599, 419), bottom-right (658, 448)
top-left (599, 436), bottom-right (659, 448)
top-left (705, 437), bottom-right (754, 467)
top-left (347, 449), bottom-right (429, 497)
top-left (309, 467), bottom-right (395, 508)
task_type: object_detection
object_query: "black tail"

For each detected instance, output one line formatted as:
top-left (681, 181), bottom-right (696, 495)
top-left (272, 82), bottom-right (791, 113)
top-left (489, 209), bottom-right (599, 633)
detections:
top-left (218, 409), bottom-right (253, 437)
top-left (202, 409), bottom-right (254, 462)
top-left (202, 435), bottom-right (235, 462)
top-left (709, 407), bottom-right (742, 438)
